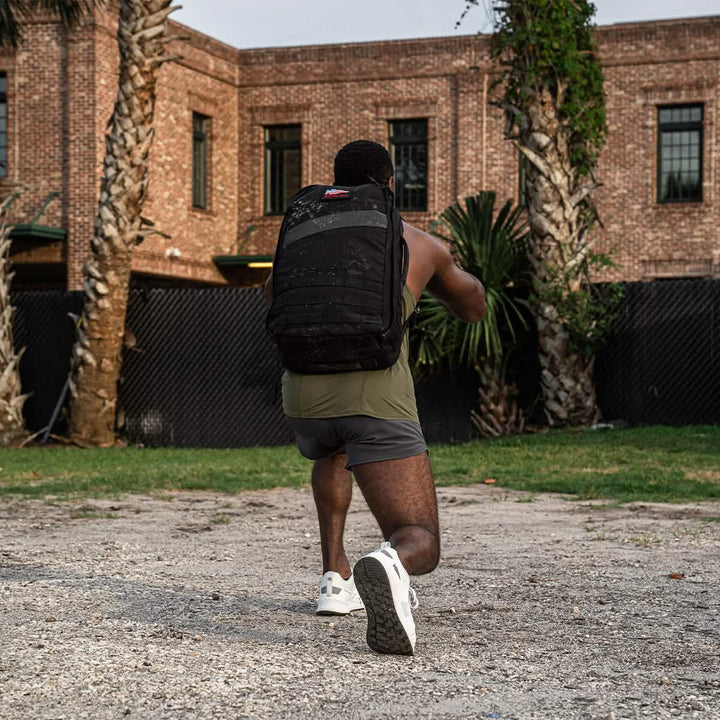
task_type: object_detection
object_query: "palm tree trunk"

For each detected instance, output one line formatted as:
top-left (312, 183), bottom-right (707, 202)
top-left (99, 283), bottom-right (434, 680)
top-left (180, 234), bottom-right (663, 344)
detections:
top-left (0, 187), bottom-right (28, 446)
top-left (520, 85), bottom-right (599, 426)
top-left (69, 0), bottom-right (176, 445)
top-left (471, 358), bottom-right (525, 438)
top-left (535, 306), bottom-right (598, 426)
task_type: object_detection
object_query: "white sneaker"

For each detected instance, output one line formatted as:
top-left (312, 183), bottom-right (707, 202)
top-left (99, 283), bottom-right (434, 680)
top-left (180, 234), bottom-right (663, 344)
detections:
top-left (353, 542), bottom-right (419, 655)
top-left (316, 571), bottom-right (365, 615)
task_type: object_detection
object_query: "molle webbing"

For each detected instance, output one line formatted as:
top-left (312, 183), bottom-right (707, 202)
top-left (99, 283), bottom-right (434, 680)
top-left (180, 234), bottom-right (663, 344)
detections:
top-left (267, 183), bottom-right (408, 374)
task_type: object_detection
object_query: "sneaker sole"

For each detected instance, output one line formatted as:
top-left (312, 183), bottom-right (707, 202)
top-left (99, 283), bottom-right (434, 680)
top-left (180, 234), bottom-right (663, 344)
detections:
top-left (316, 600), bottom-right (364, 616)
top-left (354, 556), bottom-right (414, 656)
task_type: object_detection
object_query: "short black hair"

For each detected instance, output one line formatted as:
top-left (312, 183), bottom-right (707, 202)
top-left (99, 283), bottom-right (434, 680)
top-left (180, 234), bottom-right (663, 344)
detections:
top-left (333, 140), bottom-right (394, 187)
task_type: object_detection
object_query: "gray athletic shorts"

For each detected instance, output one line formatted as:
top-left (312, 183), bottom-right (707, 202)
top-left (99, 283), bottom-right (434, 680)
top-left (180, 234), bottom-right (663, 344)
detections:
top-left (286, 415), bottom-right (427, 469)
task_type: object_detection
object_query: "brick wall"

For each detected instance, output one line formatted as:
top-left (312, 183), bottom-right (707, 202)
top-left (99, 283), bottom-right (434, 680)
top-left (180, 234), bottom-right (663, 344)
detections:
top-left (130, 23), bottom-right (241, 285)
top-left (594, 18), bottom-right (719, 280)
top-left (5, 12), bottom-right (719, 287)
top-left (6, 21), bottom-right (65, 234)
top-left (90, 9), bottom-right (241, 287)
top-left (65, 19), bottom-right (97, 290)
top-left (235, 17), bottom-right (720, 283)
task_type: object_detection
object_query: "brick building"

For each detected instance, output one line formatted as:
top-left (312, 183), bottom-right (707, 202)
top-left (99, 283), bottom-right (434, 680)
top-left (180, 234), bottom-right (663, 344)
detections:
top-left (3, 10), bottom-right (719, 289)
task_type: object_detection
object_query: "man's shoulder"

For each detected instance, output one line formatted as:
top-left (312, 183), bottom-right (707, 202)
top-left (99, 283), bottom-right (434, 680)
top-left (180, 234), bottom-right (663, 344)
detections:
top-left (402, 221), bottom-right (442, 254)
top-left (402, 220), bottom-right (449, 262)
top-left (401, 220), bottom-right (451, 297)
top-left (402, 220), bottom-right (432, 242)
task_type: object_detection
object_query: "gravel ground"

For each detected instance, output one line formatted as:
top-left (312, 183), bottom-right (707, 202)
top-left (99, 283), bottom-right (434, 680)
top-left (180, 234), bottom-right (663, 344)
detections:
top-left (1, 484), bottom-right (719, 720)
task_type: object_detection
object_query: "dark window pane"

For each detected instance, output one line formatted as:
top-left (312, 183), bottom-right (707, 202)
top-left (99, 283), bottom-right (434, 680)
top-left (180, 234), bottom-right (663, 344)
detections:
top-left (657, 105), bottom-right (703, 203)
top-left (264, 125), bottom-right (301, 215)
top-left (389, 119), bottom-right (428, 212)
top-left (192, 112), bottom-right (210, 209)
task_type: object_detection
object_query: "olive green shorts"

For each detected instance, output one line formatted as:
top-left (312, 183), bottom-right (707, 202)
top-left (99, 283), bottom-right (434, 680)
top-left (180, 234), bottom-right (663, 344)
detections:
top-left (286, 415), bottom-right (427, 469)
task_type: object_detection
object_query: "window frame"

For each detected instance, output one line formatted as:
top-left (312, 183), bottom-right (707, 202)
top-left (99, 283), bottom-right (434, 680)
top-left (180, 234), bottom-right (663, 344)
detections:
top-left (192, 112), bottom-right (211, 210)
top-left (264, 124), bottom-right (302, 216)
top-left (656, 103), bottom-right (704, 205)
top-left (389, 118), bottom-right (428, 213)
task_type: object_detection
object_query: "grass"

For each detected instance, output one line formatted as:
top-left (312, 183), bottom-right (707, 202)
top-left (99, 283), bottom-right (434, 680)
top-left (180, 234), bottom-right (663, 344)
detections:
top-left (429, 425), bottom-right (720, 503)
top-left (0, 425), bottom-right (718, 504)
top-left (69, 504), bottom-right (118, 520)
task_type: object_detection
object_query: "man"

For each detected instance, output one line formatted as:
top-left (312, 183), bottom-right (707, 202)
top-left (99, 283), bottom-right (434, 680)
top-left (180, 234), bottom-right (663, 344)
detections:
top-left (266, 140), bottom-right (486, 655)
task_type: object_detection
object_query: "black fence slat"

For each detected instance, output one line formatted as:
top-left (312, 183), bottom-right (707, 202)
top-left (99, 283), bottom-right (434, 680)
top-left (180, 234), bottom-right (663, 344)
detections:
top-left (595, 278), bottom-right (720, 425)
top-left (120, 287), bottom-right (293, 447)
top-left (416, 371), bottom-right (479, 444)
top-left (11, 279), bottom-right (720, 447)
top-left (10, 291), bottom-right (84, 435)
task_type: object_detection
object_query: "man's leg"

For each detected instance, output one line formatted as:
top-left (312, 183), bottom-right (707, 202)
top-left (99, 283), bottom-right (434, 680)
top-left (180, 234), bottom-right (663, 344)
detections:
top-left (352, 452), bottom-right (439, 575)
top-left (351, 451), bottom-right (438, 654)
top-left (312, 452), bottom-right (353, 578)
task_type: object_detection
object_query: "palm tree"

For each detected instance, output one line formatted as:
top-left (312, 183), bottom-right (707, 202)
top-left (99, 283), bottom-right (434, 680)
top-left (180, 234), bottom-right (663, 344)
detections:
top-left (0, 184), bottom-right (28, 445)
top-left (413, 192), bottom-right (530, 438)
top-left (490, 0), bottom-right (611, 427)
top-left (0, 1), bottom-right (103, 446)
top-left (68, 0), bottom-right (177, 446)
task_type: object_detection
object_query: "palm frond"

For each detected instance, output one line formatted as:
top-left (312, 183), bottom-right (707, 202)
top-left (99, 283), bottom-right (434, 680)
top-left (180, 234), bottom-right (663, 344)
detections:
top-left (0, 0), bottom-right (104, 49)
top-left (0, 1), bottom-right (27, 48)
top-left (412, 191), bottom-right (531, 373)
top-left (34, 0), bottom-right (103, 27)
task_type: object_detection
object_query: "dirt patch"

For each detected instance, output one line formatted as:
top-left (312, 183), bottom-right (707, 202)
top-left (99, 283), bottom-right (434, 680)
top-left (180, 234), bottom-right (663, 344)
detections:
top-left (685, 469), bottom-right (720, 483)
top-left (1, 485), bottom-right (719, 719)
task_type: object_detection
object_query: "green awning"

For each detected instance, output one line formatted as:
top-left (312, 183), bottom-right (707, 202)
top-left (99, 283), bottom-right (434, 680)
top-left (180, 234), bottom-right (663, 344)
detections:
top-left (10, 224), bottom-right (67, 242)
top-left (8, 192), bottom-right (66, 243)
top-left (214, 254), bottom-right (273, 268)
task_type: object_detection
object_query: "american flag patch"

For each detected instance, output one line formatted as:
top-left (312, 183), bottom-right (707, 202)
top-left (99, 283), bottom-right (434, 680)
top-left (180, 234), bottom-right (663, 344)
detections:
top-left (323, 188), bottom-right (350, 199)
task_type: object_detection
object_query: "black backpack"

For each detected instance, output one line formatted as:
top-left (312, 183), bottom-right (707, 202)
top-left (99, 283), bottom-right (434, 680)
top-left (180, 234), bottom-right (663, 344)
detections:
top-left (267, 183), bottom-right (409, 374)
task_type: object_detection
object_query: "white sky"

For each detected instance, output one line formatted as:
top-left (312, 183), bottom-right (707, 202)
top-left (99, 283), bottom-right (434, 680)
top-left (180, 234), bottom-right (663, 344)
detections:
top-left (172, 0), bottom-right (719, 50)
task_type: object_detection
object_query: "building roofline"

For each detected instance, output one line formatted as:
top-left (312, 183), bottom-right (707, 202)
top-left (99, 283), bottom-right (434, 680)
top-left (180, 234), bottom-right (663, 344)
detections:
top-left (235, 33), bottom-right (485, 55)
top-left (594, 14), bottom-right (719, 31)
top-left (234, 14), bottom-right (719, 55)
top-left (168, 18), bottom-right (241, 65)
top-left (167, 13), bottom-right (718, 59)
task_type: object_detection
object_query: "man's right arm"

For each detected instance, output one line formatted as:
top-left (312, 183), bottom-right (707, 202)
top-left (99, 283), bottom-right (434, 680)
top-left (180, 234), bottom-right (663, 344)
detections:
top-left (425, 236), bottom-right (487, 323)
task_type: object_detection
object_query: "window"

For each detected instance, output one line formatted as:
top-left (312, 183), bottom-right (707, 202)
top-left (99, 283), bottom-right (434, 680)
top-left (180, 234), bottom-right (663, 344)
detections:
top-left (657, 105), bottom-right (703, 204)
top-left (192, 112), bottom-right (210, 209)
top-left (389, 119), bottom-right (427, 212)
top-left (0, 73), bottom-right (7, 178)
top-left (264, 125), bottom-right (301, 215)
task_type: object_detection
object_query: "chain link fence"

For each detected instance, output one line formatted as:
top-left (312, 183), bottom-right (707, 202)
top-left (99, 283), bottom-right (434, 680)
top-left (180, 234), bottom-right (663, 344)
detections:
top-left (11, 278), bottom-right (719, 447)
top-left (595, 278), bottom-right (719, 426)
top-left (121, 287), bottom-right (291, 447)
top-left (11, 291), bottom-right (83, 438)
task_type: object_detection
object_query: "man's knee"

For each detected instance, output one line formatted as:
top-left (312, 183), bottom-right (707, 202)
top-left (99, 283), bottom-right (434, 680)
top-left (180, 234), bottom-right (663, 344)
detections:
top-left (403, 524), bottom-right (440, 575)
top-left (424, 531), bottom-right (441, 573)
